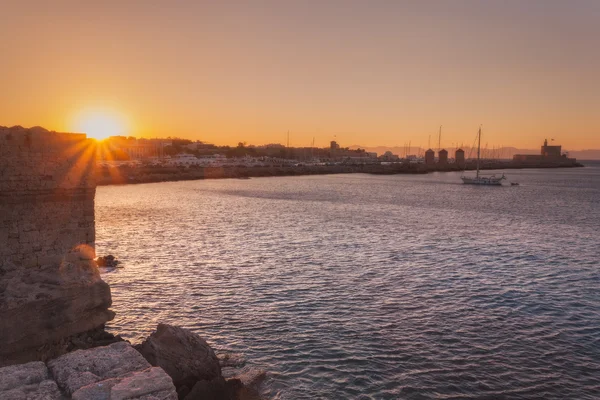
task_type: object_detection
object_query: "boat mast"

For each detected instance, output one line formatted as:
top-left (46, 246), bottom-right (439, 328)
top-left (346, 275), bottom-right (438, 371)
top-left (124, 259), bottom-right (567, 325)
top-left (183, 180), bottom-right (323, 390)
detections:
top-left (476, 127), bottom-right (481, 178)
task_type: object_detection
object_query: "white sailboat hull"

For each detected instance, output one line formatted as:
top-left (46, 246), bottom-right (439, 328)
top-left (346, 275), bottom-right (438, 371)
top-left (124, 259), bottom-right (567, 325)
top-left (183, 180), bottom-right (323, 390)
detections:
top-left (461, 127), bottom-right (507, 186)
top-left (461, 175), bottom-right (505, 185)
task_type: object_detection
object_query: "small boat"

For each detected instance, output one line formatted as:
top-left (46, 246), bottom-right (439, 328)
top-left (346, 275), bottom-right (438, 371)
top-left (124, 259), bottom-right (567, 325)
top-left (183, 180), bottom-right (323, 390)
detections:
top-left (461, 127), bottom-right (506, 186)
top-left (462, 174), bottom-right (505, 185)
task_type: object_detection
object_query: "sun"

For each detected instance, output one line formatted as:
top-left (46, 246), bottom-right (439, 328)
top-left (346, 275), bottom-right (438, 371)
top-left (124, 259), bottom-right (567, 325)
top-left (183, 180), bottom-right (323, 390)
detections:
top-left (72, 110), bottom-right (127, 141)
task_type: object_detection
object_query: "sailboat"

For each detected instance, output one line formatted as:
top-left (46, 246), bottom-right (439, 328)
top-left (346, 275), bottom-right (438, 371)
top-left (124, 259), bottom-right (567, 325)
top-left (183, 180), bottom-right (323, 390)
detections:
top-left (461, 127), bottom-right (506, 186)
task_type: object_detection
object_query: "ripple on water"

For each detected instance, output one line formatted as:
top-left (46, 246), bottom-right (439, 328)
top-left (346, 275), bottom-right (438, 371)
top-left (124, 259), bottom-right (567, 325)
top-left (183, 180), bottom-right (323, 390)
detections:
top-left (97, 166), bottom-right (600, 399)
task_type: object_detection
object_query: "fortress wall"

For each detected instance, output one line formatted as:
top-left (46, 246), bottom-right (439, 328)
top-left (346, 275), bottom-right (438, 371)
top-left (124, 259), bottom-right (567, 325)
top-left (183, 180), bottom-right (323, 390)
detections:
top-left (0, 126), bottom-right (114, 366)
top-left (0, 128), bottom-right (96, 267)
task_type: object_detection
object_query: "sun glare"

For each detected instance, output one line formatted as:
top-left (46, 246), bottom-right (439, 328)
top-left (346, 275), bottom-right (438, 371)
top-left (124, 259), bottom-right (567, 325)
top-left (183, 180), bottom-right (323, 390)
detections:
top-left (72, 110), bottom-right (127, 141)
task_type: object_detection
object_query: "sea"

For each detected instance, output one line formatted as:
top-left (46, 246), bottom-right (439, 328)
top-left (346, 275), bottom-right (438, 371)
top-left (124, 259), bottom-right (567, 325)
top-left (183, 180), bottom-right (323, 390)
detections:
top-left (97, 162), bottom-right (600, 400)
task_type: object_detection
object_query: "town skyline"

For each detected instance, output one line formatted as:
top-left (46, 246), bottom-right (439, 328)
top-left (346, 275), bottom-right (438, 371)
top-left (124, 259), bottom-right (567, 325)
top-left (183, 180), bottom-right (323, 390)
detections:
top-left (3, 124), bottom-right (600, 159)
top-left (2, 1), bottom-right (599, 150)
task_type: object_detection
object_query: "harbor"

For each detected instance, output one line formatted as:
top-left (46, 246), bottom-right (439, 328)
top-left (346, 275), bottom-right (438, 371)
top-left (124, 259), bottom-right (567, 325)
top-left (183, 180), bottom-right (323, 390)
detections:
top-left (95, 138), bottom-right (582, 185)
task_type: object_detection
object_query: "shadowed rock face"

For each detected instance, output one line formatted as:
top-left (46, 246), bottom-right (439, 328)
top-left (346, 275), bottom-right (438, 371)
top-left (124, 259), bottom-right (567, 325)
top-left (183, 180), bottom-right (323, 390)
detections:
top-left (136, 324), bottom-right (222, 389)
top-left (0, 259), bottom-right (114, 366)
top-left (0, 127), bottom-right (114, 366)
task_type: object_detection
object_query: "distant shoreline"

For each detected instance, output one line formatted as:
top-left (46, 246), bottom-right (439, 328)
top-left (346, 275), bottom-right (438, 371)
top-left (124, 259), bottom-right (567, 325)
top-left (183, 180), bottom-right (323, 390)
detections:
top-left (96, 161), bottom-right (583, 186)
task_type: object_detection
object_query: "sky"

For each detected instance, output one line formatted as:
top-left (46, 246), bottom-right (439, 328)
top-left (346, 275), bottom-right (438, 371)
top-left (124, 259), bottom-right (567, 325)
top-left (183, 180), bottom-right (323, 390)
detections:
top-left (1, 0), bottom-right (599, 150)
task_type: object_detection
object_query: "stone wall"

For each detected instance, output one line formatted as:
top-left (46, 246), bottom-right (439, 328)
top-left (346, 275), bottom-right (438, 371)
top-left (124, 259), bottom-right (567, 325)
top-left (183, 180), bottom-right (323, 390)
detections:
top-left (0, 126), bottom-right (114, 366)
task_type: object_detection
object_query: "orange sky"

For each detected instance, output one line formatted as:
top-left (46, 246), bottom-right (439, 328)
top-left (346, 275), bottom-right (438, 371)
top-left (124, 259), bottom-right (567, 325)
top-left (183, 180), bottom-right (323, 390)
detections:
top-left (1, 1), bottom-right (599, 150)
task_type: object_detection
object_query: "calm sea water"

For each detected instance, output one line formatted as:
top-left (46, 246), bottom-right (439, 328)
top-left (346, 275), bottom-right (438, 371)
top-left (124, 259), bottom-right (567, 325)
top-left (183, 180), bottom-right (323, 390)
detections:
top-left (97, 163), bottom-right (600, 399)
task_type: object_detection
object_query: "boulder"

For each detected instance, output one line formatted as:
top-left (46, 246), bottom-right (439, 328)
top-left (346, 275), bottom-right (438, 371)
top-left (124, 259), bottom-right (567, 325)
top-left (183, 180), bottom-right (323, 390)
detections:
top-left (224, 367), bottom-right (266, 400)
top-left (96, 255), bottom-right (120, 268)
top-left (235, 368), bottom-right (266, 390)
top-left (72, 367), bottom-right (177, 400)
top-left (0, 361), bottom-right (62, 400)
top-left (136, 324), bottom-right (222, 389)
top-left (48, 341), bottom-right (151, 395)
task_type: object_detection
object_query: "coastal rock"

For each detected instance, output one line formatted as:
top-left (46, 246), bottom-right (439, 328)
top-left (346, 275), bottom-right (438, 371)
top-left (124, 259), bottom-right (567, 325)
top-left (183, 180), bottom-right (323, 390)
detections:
top-left (96, 255), bottom-right (120, 268)
top-left (65, 326), bottom-right (124, 351)
top-left (136, 324), bottom-right (222, 389)
top-left (218, 352), bottom-right (246, 368)
top-left (48, 341), bottom-right (151, 395)
top-left (0, 259), bottom-right (115, 366)
top-left (183, 377), bottom-right (242, 400)
top-left (223, 367), bottom-right (266, 400)
top-left (0, 361), bottom-right (62, 400)
top-left (235, 368), bottom-right (266, 390)
top-left (72, 367), bottom-right (177, 400)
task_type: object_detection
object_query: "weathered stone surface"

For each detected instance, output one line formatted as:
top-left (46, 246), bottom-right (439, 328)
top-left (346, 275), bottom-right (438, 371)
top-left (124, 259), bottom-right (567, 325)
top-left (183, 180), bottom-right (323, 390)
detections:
top-left (48, 341), bottom-right (151, 395)
top-left (0, 361), bottom-right (48, 391)
top-left (136, 324), bottom-right (222, 389)
top-left (0, 127), bottom-right (114, 366)
top-left (72, 367), bottom-right (177, 400)
top-left (0, 361), bottom-right (62, 400)
top-left (0, 259), bottom-right (114, 366)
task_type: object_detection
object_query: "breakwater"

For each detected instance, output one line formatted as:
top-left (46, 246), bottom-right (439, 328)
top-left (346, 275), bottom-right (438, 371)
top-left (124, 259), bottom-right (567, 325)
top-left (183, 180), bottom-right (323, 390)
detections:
top-left (96, 159), bottom-right (583, 185)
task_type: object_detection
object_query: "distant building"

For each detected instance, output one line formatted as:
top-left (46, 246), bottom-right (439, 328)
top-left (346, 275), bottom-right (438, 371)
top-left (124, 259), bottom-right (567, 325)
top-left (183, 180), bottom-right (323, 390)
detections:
top-left (513, 139), bottom-right (577, 165)
top-left (425, 149), bottom-right (435, 165)
top-left (455, 148), bottom-right (465, 165)
top-left (438, 149), bottom-right (448, 164)
top-left (184, 141), bottom-right (213, 151)
top-left (541, 139), bottom-right (561, 157)
top-left (100, 136), bottom-right (170, 160)
top-left (380, 151), bottom-right (399, 161)
top-left (167, 153), bottom-right (201, 165)
top-left (330, 141), bottom-right (340, 151)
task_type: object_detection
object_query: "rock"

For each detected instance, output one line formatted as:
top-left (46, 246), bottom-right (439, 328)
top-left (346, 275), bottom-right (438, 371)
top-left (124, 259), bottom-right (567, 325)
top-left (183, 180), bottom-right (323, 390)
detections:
top-left (183, 377), bottom-right (242, 400)
top-left (0, 361), bottom-right (48, 392)
top-left (0, 361), bottom-right (62, 400)
top-left (225, 367), bottom-right (266, 400)
top-left (72, 367), bottom-right (177, 400)
top-left (0, 260), bottom-right (114, 366)
top-left (177, 385), bottom-right (192, 399)
top-left (48, 341), bottom-right (151, 395)
top-left (218, 352), bottom-right (246, 368)
top-left (65, 326), bottom-right (124, 352)
top-left (136, 324), bottom-right (222, 389)
top-left (235, 368), bottom-right (266, 389)
top-left (96, 255), bottom-right (120, 268)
